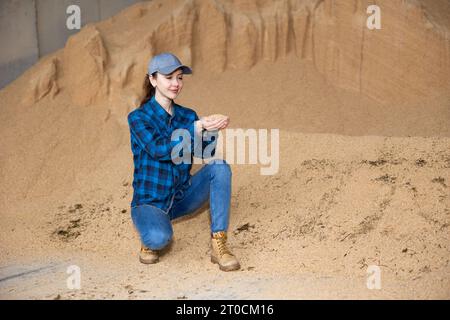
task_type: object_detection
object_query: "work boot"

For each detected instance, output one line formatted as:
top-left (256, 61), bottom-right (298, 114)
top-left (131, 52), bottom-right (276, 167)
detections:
top-left (139, 245), bottom-right (159, 264)
top-left (211, 231), bottom-right (240, 271)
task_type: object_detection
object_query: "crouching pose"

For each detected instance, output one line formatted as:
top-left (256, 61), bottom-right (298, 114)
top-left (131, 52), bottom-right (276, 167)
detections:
top-left (127, 52), bottom-right (240, 271)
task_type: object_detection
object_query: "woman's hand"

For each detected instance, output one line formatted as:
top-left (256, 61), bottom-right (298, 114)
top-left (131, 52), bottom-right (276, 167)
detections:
top-left (200, 114), bottom-right (230, 131)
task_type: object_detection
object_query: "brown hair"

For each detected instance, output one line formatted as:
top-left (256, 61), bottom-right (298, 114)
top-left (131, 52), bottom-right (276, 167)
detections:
top-left (140, 73), bottom-right (156, 106)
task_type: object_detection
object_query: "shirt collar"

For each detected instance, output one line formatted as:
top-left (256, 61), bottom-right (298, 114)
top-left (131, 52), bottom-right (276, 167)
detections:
top-left (146, 95), bottom-right (177, 123)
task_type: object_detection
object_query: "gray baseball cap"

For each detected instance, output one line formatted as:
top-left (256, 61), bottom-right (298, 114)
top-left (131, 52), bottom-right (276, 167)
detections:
top-left (148, 52), bottom-right (192, 75)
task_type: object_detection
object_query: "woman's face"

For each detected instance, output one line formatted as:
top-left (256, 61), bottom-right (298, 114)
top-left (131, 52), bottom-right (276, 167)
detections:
top-left (150, 68), bottom-right (184, 100)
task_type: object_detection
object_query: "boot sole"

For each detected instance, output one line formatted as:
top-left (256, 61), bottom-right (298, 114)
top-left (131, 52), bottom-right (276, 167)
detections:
top-left (211, 256), bottom-right (240, 272)
top-left (139, 256), bottom-right (159, 264)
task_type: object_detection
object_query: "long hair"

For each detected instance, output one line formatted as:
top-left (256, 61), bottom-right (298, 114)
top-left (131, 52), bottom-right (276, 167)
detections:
top-left (140, 73), bottom-right (156, 106)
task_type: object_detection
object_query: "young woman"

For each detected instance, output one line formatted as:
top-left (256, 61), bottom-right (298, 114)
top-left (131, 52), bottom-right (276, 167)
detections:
top-left (127, 52), bottom-right (240, 271)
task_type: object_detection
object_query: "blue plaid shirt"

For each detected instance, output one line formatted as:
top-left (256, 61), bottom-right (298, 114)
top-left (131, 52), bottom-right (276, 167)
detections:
top-left (128, 95), bottom-right (217, 211)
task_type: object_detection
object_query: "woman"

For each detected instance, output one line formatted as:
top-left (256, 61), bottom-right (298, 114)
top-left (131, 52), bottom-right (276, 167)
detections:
top-left (127, 52), bottom-right (240, 271)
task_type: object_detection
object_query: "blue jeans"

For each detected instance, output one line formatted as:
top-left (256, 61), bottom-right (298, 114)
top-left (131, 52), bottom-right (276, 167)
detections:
top-left (130, 159), bottom-right (232, 250)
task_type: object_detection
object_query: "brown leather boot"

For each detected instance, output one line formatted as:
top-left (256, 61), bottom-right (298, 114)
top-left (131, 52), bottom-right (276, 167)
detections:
top-left (139, 245), bottom-right (159, 264)
top-left (211, 231), bottom-right (240, 271)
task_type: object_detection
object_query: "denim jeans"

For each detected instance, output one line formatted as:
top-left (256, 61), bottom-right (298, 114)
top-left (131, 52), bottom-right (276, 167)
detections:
top-left (130, 159), bottom-right (232, 250)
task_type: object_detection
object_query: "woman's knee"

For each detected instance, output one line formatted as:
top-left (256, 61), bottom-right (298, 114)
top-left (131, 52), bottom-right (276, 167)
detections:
top-left (208, 159), bottom-right (232, 177)
top-left (142, 228), bottom-right (173, 250)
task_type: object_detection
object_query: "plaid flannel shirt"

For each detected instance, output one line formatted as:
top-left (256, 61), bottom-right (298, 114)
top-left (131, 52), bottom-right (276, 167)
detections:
top-left (128, 95), bottom-right (217, 211)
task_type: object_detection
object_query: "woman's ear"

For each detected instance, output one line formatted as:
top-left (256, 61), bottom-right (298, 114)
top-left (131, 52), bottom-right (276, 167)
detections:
top-left (149, 74), bottom-right (157, 88)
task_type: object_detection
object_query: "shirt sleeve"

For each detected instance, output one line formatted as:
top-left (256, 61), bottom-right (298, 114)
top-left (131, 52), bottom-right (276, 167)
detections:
top-left (128, 112), bottom-right (196, 161)
top-left (193, 112), bottom-right (218, 159)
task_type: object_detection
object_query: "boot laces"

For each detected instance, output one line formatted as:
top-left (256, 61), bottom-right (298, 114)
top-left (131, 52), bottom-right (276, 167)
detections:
top-left (214, 233), bottom-right (232, 257)
top-left (217, 239), bottom-right (232, 257)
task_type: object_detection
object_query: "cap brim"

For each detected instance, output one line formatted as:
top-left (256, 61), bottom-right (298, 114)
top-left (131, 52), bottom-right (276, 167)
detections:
top-left (159, 65), bottom-right (192, 75)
